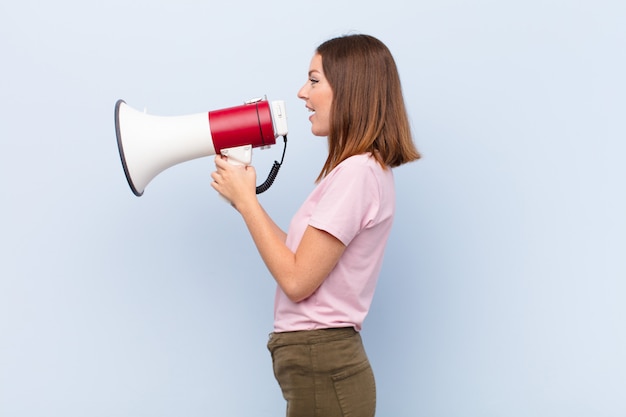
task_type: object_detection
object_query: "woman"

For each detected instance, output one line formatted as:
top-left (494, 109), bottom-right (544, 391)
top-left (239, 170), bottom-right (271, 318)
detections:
top-left (211, 33), bottom-right (420, 417)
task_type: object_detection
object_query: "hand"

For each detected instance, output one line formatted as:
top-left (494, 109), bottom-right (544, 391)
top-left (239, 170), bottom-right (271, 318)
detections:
top-left (210, 155), bottom-right (257, 210)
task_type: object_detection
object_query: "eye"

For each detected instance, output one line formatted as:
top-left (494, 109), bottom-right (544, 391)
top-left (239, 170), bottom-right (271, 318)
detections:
top-left (309, 78), bottom-right (319, 85)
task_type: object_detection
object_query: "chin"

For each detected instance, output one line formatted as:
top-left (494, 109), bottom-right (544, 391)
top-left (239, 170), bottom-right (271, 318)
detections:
top-left (311, 126), bottom-right (330, 137)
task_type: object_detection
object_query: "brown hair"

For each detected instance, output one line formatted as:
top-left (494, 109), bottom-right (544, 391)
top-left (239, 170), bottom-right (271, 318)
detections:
top-left (315, 34), bottom-right (420, 181)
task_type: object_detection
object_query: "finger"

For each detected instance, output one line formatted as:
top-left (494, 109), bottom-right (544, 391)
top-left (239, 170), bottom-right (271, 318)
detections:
top-left (210, 181), bottom-right (224, 197)
top-left (214, 155), bottom-right (230, 170)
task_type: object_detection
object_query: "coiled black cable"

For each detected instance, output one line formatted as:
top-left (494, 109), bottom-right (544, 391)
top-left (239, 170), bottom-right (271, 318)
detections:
top-left (256, 135), bottom-right (287, 194)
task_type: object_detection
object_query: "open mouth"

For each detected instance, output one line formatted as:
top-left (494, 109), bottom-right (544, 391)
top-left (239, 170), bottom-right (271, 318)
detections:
top-left (306, 107), bottom-right (315, 121)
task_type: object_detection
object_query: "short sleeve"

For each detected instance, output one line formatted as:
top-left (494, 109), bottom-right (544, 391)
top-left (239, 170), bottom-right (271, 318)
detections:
top-left (308, 158), bottom-right (381, 246)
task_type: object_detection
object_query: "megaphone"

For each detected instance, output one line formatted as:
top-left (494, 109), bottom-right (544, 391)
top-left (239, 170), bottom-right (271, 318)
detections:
top-left (115, 97), bottom-right (288, 196)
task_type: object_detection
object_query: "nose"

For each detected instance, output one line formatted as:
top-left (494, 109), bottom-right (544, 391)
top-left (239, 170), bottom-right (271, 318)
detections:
top-left (297, 82), bottom-right (308, 100)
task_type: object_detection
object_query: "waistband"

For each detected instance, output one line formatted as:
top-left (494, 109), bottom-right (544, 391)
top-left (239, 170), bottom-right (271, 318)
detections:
top-left (267, 327), bottom-right (357, 348)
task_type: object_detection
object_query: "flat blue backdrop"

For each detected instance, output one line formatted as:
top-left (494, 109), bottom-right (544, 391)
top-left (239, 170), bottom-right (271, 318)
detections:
top-left (1, 0), bottom-right (624, 416)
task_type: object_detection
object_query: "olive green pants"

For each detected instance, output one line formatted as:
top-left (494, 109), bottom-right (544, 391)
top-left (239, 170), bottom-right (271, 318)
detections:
top-left (267, 327), bottom-right (376, 417)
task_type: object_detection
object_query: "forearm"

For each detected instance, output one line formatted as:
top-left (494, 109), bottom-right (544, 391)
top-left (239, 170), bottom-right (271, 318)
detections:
top-left (237, 199), bottom-right (300, 296)
top-left (262, 207), bottom-right (288, 243)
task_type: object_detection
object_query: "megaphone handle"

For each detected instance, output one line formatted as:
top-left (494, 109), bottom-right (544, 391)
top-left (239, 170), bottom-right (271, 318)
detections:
top-left (216, 145), bottom-right (251, 205)
top-left (220, 144), bottom-right (252, 166)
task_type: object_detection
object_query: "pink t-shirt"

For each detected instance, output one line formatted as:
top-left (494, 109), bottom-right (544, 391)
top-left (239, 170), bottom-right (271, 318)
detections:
top-left (273, 153), bottom-right (395, 332)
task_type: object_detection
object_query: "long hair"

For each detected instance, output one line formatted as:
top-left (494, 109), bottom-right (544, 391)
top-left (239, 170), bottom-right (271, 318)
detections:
top-left (315, 34), bottom-right (420, 181)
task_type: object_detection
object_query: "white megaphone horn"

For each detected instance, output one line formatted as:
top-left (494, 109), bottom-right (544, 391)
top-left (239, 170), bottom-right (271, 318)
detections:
top-left (115, 97), bottom-right (288, 196)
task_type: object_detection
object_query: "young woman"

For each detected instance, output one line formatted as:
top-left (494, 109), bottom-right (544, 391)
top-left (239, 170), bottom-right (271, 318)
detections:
top-left (211, 33), bottom-right (420, 417)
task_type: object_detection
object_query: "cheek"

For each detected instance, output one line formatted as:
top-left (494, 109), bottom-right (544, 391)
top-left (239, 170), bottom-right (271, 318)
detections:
top-left (322, 103), bottom-right (332, 122)
top-left (322, 92), bottom-right (333, 117)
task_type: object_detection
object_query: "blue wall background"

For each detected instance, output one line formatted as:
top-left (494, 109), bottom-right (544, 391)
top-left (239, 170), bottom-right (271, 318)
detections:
top-left (1, 1), bottom-right (624, 416)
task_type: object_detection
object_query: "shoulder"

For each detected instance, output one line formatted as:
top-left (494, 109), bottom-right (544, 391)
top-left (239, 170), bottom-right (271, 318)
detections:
top-left (317, 153), bottom-right (393, 205)
top-left (331, 153), bottom-right (387, 178)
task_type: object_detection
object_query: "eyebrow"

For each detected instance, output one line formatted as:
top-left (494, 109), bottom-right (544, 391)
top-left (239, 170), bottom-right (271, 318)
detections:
top-left (308, 70), bottom-right (322, 76)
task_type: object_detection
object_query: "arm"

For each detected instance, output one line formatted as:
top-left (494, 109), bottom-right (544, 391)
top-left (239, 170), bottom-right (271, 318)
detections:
top-left (211, 156), bottom-right (345, 302)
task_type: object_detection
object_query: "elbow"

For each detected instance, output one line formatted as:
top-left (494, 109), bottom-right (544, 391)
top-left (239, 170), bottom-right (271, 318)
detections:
top-left (286, 292), bottom-right (309, 304)
top-left (275, 265), bottom-right (321, 303)
top-left (281, 281), bottom-right (314, 304)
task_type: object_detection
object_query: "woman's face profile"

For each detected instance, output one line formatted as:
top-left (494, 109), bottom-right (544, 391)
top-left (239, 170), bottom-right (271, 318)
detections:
top-left (298, 53), bottom-right (333, 137)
